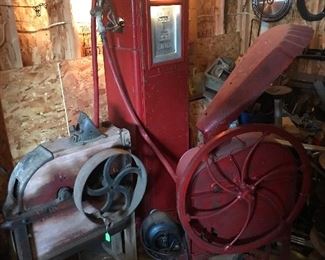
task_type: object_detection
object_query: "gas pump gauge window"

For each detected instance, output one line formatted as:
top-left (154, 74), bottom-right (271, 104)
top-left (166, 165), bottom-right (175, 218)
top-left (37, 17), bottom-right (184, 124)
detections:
top-left (150, 5), bottom-right (182, 64)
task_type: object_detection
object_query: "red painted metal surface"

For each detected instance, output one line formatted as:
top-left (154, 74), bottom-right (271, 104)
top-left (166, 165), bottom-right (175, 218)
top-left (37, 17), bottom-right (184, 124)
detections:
top-left (103, 0), bottom-right (189, 214)
top-left (177, 124), bottom-right (311, 254)
top-left (101, 4), bottom-right (313, 254)
top-left (197, 24), bottom-right (314, 141)
top-left (176, 24), bottom-right (313, 255)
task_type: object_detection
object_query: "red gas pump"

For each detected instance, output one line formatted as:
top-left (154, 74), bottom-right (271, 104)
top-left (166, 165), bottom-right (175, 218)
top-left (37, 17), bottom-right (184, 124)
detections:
top-left (99, 0), bottom-right (189, 214)
top-left (94, 1), bottom-right (313, 258)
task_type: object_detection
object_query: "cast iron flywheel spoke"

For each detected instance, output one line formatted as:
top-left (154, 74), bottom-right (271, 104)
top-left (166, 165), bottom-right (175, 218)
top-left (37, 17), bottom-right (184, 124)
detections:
top-left (225, 197), bottom-right (256, 250)
top-left (86, 156), bottom-right (118, 196)
top-left (204, 157), bottom-right (238, 195)
top-left (114, 185), bottom-right (131, 209)
top-left (241, 132), bottom-right (268, 184)
top-left (254, 164), bottom-right (297, 187)
top-left (258, 188), bottom-right (286, 219)
top-left (103, 155), bottom-right (117, 185)
top-left (234, 136), bottom-right (246, 146)
top-left (100, 190), bottom-right (114, 212)
top-left (86, 185), bottom-right (110, 197)
top-left (189, 197), bottom-right (240, 220)
top-left (112, 166), bottom-right (141, 188)
top-left (229, 154), bottom-right (242, 184)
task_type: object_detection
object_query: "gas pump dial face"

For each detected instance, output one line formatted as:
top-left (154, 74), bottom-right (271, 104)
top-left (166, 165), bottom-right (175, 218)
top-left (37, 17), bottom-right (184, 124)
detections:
top-left (150, 5), bottom-right (182, 64)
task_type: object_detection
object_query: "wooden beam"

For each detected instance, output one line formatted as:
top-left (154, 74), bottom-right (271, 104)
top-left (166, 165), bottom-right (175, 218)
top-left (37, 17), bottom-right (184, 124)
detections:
top-left (0, 0), bottom-right (23, 71)
top-left (214, 0), bottom-right (225, 35)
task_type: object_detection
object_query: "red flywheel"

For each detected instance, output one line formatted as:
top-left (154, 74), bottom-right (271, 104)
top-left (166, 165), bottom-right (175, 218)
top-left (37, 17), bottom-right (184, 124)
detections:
top-left (176, 124), bottom-right (311, 254)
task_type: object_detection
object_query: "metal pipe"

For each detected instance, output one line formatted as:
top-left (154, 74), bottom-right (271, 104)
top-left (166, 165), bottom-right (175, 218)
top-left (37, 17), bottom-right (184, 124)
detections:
top-left (91, 0), bottom-right (100, 128)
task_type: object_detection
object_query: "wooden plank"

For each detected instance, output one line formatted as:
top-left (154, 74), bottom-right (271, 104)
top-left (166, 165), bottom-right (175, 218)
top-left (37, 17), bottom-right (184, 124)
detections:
top-left (197, 0), bottom-right (215, 38)
top-left (214, 0), bottom-right (225, 35)
top-left (46, 0), bottom-right (81, 61)
top-left (0, 0), bottom-right (23, 71)
top-left (13, 0), bottom-right (81, 66)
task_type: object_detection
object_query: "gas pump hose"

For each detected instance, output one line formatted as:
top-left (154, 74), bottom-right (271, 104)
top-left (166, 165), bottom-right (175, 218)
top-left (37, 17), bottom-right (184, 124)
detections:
top-left (91, 0), bottom-right (100, 128)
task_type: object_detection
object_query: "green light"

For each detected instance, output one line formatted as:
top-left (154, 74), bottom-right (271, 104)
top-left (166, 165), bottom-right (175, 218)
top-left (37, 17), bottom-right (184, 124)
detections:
top-left (105, 232), bottom-right (111, 242)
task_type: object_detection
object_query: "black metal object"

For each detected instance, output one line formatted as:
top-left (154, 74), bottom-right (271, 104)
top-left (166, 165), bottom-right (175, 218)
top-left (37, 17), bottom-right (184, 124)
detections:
top-left (299, 49), bottom-right (325, 61)
top-left (141, 210), bottom-right (185, 260)
top-left (297, 0), bottom-right (325, 21)
top-left (252, 0), bottom-right (293, 22)
top-left (70, 112), bottom-right (103, 144)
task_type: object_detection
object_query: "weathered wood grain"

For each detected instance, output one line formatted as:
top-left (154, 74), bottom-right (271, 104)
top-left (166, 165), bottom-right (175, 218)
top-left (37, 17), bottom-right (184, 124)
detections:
top-left (0, 57), bottom-right (107, 162)
top-left (0, 62), bottom-right (68, 161)
top-left (59, 56), bottom-right (108, 125)
top-left (0, 0), bottom-right (23, 71)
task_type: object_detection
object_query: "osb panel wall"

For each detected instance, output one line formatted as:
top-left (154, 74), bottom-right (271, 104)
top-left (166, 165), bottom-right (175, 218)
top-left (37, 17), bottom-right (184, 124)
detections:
top-left (0, 1), bottom-right (23, 70)
top-left (189, 33), bottom-right (240, 72)
top-left (59, 56), bottom-right (107, 125)
top-left (0, 57), bottom-right (107, 162)
top-left (0, 99), bottom-right (12, 201)
top-left (0, 63), bottom-right (68, 161)
top-left (189, 0), bottom-right (240, 73)
top-left (13, 0), bottom-right (80, 66)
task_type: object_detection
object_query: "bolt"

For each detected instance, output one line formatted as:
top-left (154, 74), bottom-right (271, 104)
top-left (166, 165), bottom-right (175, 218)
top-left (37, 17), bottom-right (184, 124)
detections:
top-left (211, 183), bottom-right (221, 192)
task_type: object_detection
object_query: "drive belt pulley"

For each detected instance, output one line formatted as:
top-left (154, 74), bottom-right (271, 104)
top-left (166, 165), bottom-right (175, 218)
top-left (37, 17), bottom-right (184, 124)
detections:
top-left (73, 148), bottom-right (147, 229)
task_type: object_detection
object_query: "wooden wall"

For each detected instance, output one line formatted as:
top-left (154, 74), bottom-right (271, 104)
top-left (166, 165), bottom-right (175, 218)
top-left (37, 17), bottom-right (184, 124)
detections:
top-left (190, 0), bottom-right (324, 71)
top-left (12, 0), bottom-right (81, 67)
top-left (0, 0), bottom-right (23, 70)
top-left (0, 56), bottom-right (107, 162)
top-left (189, 0), bottom-right (240, 74)
top-left (235, 0), bottom-right (324, 77)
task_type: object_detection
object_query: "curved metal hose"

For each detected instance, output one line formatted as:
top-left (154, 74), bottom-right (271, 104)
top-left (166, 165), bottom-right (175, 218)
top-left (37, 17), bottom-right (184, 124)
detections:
top-left (91, 0), bottom-right (100, 127)
top-left (101, 33), bottom-right (177, 182)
